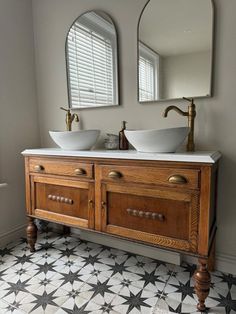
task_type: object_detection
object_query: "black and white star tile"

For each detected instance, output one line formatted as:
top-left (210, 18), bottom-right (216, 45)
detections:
top-left (0, 231), bottom-right (235, 313)
top-left (154, 263), bottom-right (236, 314)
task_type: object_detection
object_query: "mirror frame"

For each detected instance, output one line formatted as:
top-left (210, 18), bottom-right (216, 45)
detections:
top-left (65, 10), bottom-right (120, 110)
top-left (137, 0), bottom-right (215, 103)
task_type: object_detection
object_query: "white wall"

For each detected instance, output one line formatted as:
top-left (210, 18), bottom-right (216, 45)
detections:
top-left (0, 0), bottom-right (40, 244)
top-left (162, 51), bottom-right (211, 99)
top-left (31, 0), bottom-right (236, 271)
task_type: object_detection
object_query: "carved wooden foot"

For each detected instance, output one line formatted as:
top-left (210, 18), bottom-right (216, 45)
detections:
top-left (194, 258), bottom-right (211, 312)
top-left (26, 217), bottom-right (38, 252)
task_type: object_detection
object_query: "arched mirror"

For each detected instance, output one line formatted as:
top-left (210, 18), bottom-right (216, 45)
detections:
top-left (66, 11), bottom-right (119, 109)
top-left (138, 0), bottom-right (214, 102)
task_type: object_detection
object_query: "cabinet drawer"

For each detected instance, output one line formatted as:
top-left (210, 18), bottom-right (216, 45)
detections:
top-left (99, 164), bottom-right (199, 189)
top-left (31, 176), bottom-right (95, 229)
top-left (29, 157), bottom-right (93, 179)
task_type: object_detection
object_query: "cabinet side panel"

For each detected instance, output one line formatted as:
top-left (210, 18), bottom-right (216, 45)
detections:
top-left (198, 166), bottom-right (212, 256)
top-left (209, 168), bottom-right (217, 236)
top-left (24, 157), bottom-right (31, 215)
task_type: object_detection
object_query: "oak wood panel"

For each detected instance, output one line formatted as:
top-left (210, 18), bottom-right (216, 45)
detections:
top-left (32, 175), bottom-right (90, 189)
top-left (100, 183), bottom-right (199, 253)
top-left (104, 182), bottom-right (193, 201)
top-left (29, 157), bottom-right (93, 179)
top-left (35, 183), bottom-right (88, 219)
top-left (34, 209), bottom-right (88, 228)
top-left (209, 168), bottom-right (217, 236)
top-left (24, 157), bottom-right (31, 214)
top-left (30, 175), bottom-right (95, 229)
top-left (198, 166), bottom-right (212, 256)
top-left (87, 183), bottom-right (95, 229)
top-left (99, 164), bottom-right (199, 189)
top-left (107, 192), bottom-right (190, 239)
top-left (106, 224), bottom-right (191, 252)
top-left (95, 164), bottom-right (102, 231)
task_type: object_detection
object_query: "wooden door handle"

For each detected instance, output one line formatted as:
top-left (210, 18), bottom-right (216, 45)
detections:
top-left (48, 194), bottom-right (73, 204)
top-left (126, 208), bottom-right (164, 221)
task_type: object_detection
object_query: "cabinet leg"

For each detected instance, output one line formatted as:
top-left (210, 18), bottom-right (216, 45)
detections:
top-left (194, 258), bottom-right (211, 312)
top-left (26, 217), bottom-right (38, 252)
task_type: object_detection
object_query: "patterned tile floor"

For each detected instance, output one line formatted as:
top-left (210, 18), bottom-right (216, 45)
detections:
top-left (0, 231), bottom-right (235, 314)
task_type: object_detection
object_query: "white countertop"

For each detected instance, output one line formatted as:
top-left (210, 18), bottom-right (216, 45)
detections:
top-left (22, 148), bottom-right (221, 163)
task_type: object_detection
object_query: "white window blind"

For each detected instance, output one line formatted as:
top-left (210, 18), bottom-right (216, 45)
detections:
top-left (67, 13), bottom-right (116, 108)
top-left (139, 55), bottom-right (155, 101)
top-left (139, 42), bottom-right (159, 102)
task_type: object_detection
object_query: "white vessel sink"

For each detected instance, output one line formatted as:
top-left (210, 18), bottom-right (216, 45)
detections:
top-left (125, 127), bottom-right (189, 153)
top-left (49, 130), bottom-right (100, 150)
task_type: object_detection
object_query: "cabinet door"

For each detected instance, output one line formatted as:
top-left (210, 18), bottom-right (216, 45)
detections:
top-left (30, 175), bottom-right (94, 229)
top-left (100, 183), bottom-right (199, 253)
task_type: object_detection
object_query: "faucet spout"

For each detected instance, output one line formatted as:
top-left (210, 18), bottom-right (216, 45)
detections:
top-left (163, 105), bottom-right (188, 118)
top-left (162, 99), bottom-right (196, 152)
top-left (60, 107), bottom-right (79, 131)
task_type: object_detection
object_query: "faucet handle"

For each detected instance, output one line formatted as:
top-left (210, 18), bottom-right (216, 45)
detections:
top-left (183, 97), bottom-right (194, 105)
top-left (60, 107), bottom-right (70, 113)
top-left (74, 114), bottom-right (79, 122)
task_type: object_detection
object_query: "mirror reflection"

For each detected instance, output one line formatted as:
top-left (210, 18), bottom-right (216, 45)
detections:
top-left (66, 11), bottom-right (119, 109)
top-left (138, 0), bottom-right (213, 102)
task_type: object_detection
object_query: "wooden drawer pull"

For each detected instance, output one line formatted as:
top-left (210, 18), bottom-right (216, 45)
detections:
top-left (108, 171), bottom-right (122, 179)
top-left (126, 208), bottom-right (164, 221)
top-left (34, 165), bottom-right (44, 172)
top-left (168, 174), bottom-right (187, 184)
top-left (74, 168), bottom-right (86, 176)
top-left (48, 194), bottom-right (73, 205)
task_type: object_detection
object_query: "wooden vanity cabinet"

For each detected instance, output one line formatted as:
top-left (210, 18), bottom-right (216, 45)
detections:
top-left (24, 153), bottom-right (220, 312)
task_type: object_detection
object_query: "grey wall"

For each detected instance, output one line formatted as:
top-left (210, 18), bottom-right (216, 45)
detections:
top-left (32, 0), bottom-right (236, 265)
top-left (0, 0), bottom-right (40, 239)
top-left (162, 51), bottom-right (211, 99)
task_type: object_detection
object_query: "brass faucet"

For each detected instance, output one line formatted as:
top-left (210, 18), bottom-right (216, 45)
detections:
top-left (163, 97), bottom-right (196, 152)
top-left (60, 107), bottom-right (79, 131)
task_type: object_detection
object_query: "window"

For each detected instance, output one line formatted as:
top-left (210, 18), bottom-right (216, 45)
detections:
top-left (139, 42), bottom-right (160, 102)
top-left (66, 12), bottom-right (118, 108)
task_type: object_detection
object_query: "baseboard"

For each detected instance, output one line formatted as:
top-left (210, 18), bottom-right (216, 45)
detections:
top-left (0, 224), bottom-right (26, 248)
top-left (215, 253), bottom-right (236, 275)
top-left (72, 228), bottom-right (181, 265)
top-left (51, 224), bottom-right (236, 274)
top-left (183, 253), bottom-right (236, 275)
